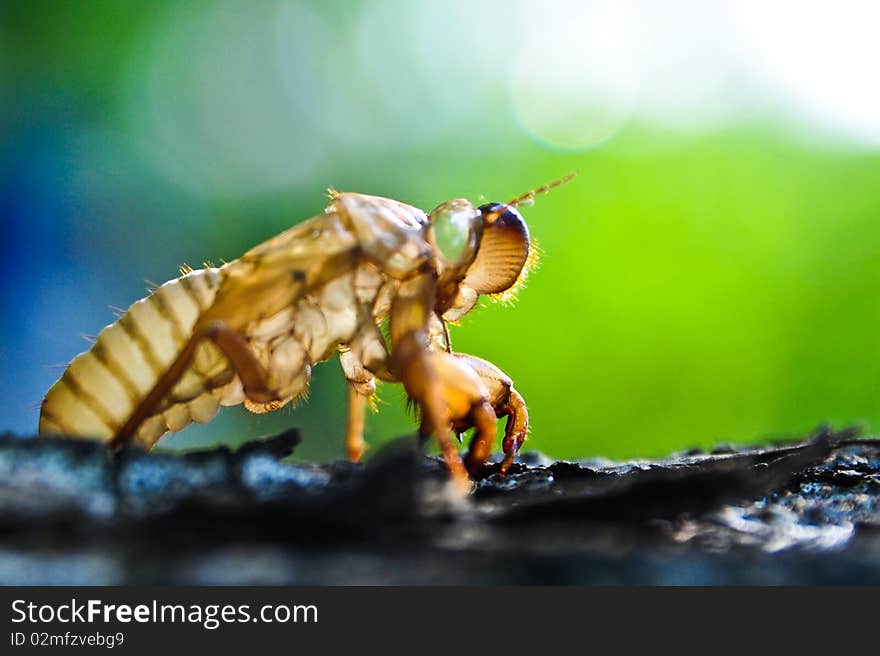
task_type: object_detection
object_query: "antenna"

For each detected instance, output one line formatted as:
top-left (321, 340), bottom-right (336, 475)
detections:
top-left (507, 171), bottom-right (577, 208)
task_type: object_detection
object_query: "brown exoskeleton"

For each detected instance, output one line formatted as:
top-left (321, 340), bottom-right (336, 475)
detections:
top-left (39, 176), bottom-right (574, 487)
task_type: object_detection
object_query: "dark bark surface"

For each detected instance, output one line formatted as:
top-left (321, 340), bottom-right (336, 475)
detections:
top-left (1, 426), bottom-right (878, 584)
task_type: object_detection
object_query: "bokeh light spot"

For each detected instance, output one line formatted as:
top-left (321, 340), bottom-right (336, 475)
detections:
top-left (509, 0), bottom-right (638, 151)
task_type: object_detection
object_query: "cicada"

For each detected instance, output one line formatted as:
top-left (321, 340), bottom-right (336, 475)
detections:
top-left (39, 176), bottom-right (574, 486)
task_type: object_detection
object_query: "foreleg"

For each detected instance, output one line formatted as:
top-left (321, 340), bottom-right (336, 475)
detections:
top-left (389, 273), bottom-right (472, 488)
top-left (454, 354), bottom-right (529, 474)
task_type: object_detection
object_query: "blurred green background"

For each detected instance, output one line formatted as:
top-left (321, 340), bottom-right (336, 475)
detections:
top-left (2, 1), bottom-right (879, 462)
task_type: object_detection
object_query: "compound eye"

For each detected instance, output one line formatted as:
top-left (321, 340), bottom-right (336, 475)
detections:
top-left (429, 199), bottom-right (481, 265)
top-left (464, 203), bottom-right (530, 294)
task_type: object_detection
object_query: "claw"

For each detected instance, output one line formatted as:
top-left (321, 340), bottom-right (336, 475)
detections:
top-left (500, 450), bottom-right (517, 475)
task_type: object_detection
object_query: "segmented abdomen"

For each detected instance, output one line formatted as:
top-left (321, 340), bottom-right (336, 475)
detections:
top-left (39, 262), bottom-right (390, 449)
top-left (38, 268), bottom-right (237, 448)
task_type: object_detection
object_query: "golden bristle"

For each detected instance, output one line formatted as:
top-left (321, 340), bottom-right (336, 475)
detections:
top-left (488, 239), bottom-right (542, 304)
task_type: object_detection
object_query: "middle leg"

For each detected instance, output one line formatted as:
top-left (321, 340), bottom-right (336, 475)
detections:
top-left (339, 349), bottom-right (376, 462)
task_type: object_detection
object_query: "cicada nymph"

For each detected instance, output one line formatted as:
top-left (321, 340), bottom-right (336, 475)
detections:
top-left (39, 176), bottom-right (574, 487)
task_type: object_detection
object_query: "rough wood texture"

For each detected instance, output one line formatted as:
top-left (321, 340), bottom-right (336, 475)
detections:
top-left (1, 426), bottom-right (878, 584)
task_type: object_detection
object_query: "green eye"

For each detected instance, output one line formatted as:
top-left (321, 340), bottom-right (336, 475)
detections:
top-left (431, 201), bottom-right (478, 264)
